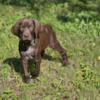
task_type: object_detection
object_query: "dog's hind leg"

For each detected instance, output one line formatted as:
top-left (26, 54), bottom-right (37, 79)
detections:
top-left (49, 33), bottom-right (68, 66)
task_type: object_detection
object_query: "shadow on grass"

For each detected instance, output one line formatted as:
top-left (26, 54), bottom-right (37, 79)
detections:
top-left (3, 57), bottom-right (23, 75)
top-left (43, 54), bottom-right (59, 62)
top-left (3, 54), bottom-right (58, 74)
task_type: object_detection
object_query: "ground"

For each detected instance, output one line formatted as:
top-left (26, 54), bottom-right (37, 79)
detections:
top-left (0, 4), bottom-right (100, 100)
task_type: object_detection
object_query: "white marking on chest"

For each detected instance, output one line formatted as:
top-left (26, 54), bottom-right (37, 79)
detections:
top-left (26, 46), bottom-right (34, 54)
top-left (21, 46), bottom-right (35, 59)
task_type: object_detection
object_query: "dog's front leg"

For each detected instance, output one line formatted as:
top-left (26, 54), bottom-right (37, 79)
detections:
top-left (32, 53), bottom-right (41, 78)
top-left (21, 56), bottom-right (31, 83)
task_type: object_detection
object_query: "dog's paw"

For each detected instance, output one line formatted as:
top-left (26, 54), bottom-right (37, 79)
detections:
top-left (23, 75), bottom-right (32, 83)
top-left (62, 60), bottom-right (69, 66)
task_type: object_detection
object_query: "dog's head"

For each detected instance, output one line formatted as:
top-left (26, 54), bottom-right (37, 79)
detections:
top-left (11, 17), bottom-right (40, 42)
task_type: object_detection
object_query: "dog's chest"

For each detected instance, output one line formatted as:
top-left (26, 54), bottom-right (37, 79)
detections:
top-left (21, 46), bottom-right (36, 59)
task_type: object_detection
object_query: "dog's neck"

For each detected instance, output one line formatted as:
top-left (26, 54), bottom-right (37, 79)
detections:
top-left (19, 38), bottom-right (39, 52)
top-left (31, 39), bottom-right (39, 47)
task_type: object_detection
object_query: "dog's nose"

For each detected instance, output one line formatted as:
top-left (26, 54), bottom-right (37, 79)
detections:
top-left (23, 34), bottom-right (29, 38)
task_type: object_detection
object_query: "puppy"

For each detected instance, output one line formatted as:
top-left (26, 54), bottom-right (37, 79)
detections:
top-left (11, 17), bottom-right (68, 83)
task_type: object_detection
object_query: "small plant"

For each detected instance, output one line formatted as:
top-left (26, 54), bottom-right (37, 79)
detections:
top-left (1, 89), bottom-right (17, 100)
top-left (80, 63), bottom-right (94, 82)
top-left (73, 63), bottom-right (100, 89)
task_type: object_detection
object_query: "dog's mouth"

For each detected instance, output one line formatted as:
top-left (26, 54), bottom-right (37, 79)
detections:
top-left (23, 40), bottom-right (31, 44)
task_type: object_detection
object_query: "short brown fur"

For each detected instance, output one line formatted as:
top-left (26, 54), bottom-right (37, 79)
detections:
top-left (11, 18), bottom-right (68, 83)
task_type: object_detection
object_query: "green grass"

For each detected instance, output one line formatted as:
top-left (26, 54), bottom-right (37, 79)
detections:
top-left (0, 4), bottom-right (100, 100)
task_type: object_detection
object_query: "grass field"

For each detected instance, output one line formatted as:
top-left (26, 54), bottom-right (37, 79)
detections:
top-left (0, 4), bottom-right (100, 100)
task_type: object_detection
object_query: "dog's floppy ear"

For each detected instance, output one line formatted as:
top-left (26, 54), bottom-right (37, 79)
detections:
top-left (11, 20), bottom-right (21, 36)
top-left (33, 19), bottom-right (40, 38)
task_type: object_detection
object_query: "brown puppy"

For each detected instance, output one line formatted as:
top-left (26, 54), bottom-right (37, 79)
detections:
top-left (11, 17), bottom-right (68, 83)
